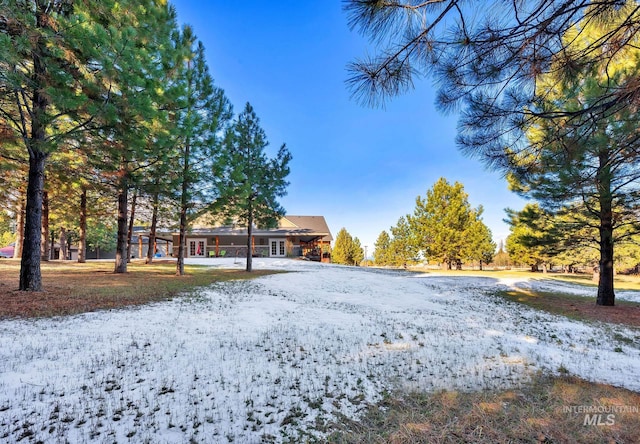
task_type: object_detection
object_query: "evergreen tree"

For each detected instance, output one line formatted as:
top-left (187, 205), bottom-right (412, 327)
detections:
top-left (86, 220), bottom-right (117, 260)
top-left (213, 103), bottom-right (291, 272)
top-left (373, 230), bottom-right (391, 265)
top-left (0, 0), bottom-right (178, 287)
top-left (345, 1), bottom-right (640, 305)
top-left (409, 178), bottom-right (480, 269)
top-left (345, 1), bottom-right (640, 126)
top-left (331, 227), bottom-right (355, 266)
top-left (173, 26), bottom-right (233, 276)
top-left (465, 214), bottom-right (496, 270)
top-left (1, 0), bottom-right (112, 289)
top-left (389, 216), bottom-right (418, 268)
top-left (504, 14), bottom-right (640, 304)
top-left (106, 1), bottom-right (178, 274)
top-left (493, 240), bottom-right (510, 268)
top-left (505, 204), bottom-right (561, 272)
top-left (351, 237), bottom-right (364, 266)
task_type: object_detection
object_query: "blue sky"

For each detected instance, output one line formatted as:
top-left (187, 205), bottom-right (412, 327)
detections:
top-left (171, 0), bottom-right (528, 254)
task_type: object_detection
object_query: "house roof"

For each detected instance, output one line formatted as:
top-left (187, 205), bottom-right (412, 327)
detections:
top-left (170, 215), bottom-right (333, 242)
top-left (282, 216), bottom-right (333, 242)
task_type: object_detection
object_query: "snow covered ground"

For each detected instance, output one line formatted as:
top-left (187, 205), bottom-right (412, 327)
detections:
top-left (1, 259), bottom-right (639, 443)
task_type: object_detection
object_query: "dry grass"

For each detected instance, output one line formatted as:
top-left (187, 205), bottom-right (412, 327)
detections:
top-left (0, 259), bottom-right (279, 318)
top-left (495, 288), bottom-right (640, 328)
top-left (328, 374), bottom-right (640, 444)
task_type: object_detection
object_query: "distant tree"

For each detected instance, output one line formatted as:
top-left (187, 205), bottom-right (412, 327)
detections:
top-left (505, 204), bottom-right (561, 272)
top-left (409, 178), bottom-right (485, 269)
top-left (493, 240), bottom-right (510, 268)
top-left (373, 230), bottom-right (392, 266)
top-left (86, 221), bottom-right (117, 260)
top-left (389, 216), bottom-right (418, 268)
top-left (351, 237), bottom-right (365, 266)
top-left (0, 210), bottom-right (12, 247)
top-left (465, 216), bottom-right (496, 270)
top-left (332, 228), bottom-right (357, 266)
top-left (213, 103), bottom-right (291, 272)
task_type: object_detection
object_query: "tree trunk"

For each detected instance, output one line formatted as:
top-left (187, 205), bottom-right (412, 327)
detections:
top-left (59, 227), bottom-right (67, 260)
top-left (596, 151), bottom-right (615, 306)
top-left (14, 193), bottom-right (25, 259)
top-left (597, 208), bottom-right (615, 305)
top-left (126, 188), bottom-right (137, 262)
top-left (176, 201), bottom-right (187, 276)
top-left (246, 205), bottom-right (253, 272)
top-left (146, 191), bottom-right (159, 264)
top-left (19, 152), bottom-right (47, 291)
top-left (78, 187), bottom-right (87, 263)
top-left (49, 229), bottom-right (55, 260)
top-left (41, 190), bottom-right (50, 261)
top-left (114, 178), bottom-right (128, 273)
top-left (177, 134), bottom-right (191, 276)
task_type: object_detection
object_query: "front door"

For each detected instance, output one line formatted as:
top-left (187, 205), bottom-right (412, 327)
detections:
top-left (188, 238), bottom-right (206, 257)
top-left (269, 238), bottom-right (286, 257)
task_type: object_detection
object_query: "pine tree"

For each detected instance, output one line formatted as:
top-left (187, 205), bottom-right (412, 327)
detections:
top-left (504, 12), bottom-right (640, 304)
top-left (351, 237), bottom-right (364, 266)
top-left (493, 240), bottom-right (510, 268)
top-left (373, 230), bottom-right (391, 265)
top-left (345, 1), bottom-right (640, 305)
top-left (0, 1), bottom-right (110, 289)
top-left (0, 0), bottom-right (179, 286)
top-left (213, 103), bottom-right (291, 272)
top-left (505, 204), bottom-right (560, 272)
top-left (389, 216), bottom-right (418, 268)
top-left (409, 178), bottom-right (475, 269)
top-left (106, 1), bottom-right (178, 274)
top-left (464, 209), bottom-right (496, 270)
top-left (345, 1), bottom-right (639, 124)
top-left (173, 27), bottom-right (233, 276)
top-left (331, 228), bottom-right (355, 266)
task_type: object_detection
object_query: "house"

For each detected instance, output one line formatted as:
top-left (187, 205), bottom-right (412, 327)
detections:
top-left (170, 216), bottom-right (333, 261)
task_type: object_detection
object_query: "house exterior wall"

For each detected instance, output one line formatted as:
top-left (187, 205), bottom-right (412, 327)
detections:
top-left (172, 234), bottom-right (302, 258)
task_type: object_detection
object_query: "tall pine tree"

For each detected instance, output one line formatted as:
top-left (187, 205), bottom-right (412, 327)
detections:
top-left (172, 26), bottom-right (232, 276)
top-left (213, 103), bottom-right (291, 272)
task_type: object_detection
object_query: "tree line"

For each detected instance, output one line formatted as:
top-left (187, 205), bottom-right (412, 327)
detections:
top-left (373, 178), bottom-right (495, 270)
top-left (0, 0), bottom-right (290, 289)
top-left (346, 0), bottom-right (640, 305)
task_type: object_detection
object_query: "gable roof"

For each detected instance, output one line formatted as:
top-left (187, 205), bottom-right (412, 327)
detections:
top-left (282, 216), bottom-right (333, 241)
